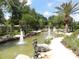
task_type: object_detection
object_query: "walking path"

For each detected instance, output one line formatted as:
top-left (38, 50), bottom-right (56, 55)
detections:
top-left (48, 37), bottom-right (79, 59)
top-left (15, 37), bottom-right (79, 59)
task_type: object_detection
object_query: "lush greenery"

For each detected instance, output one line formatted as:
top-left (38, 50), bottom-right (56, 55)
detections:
top-left (48, 15), bottom-right (64, 28)
top-left (62, 29), bottom-right (79, 56)
top-left (0, 0), bottom-right (47, 36)
top-left (0, 0), bottom-right (79, 36)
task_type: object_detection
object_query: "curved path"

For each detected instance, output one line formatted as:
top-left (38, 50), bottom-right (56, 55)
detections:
top-left (48, 37), bottom-right (79, 59)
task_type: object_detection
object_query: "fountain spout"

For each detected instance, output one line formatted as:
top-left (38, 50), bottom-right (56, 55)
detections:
top-left (46, 27), bottom-right (52, 39)
top-left (53, 27), bottom-right (57, 38)
top-left (17, 29), bottom-right (25, 45)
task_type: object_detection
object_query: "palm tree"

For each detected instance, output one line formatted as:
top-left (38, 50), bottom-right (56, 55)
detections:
top-left (55, 1), bottom-right (79, 32)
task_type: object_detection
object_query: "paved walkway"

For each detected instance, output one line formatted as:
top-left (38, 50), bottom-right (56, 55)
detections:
top-left (15, 37), bottom-right (79, 59)
top-left (48, 37), bottom-right (79, 59)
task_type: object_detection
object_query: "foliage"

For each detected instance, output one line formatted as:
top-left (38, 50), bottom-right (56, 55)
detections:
top-left (0, 9), bottom-right (5, 24)
top-left (75, 22), bottom-right (79, 29)
top-left (62, 29), bottom-right (79, 56)
top-left (0, 27), bottom-right (6, 36)
top-left (0, 0), bottom-right (47, 36)
top-left (48, 15), bottom-right (64, 28)
top-left (44, 39), bottom-right (51, 44)
top-left (68, 21), bottom-right (79, 32)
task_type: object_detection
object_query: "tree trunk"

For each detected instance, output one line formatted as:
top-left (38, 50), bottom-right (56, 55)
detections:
top-left (64, 14), bottom-right (69, 33)
top-left (64, 24), bottom-right (69, 33)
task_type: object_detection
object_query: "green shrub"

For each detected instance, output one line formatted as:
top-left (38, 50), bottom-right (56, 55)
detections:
top-left (62, 29), bottom-right (79, 56)
top-left (44, 39), bottom-right (51, 44)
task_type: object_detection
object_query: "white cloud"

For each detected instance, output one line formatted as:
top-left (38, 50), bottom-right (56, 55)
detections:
top-left (19, 0), bottom-right (32, 5)
top-left (43, 11), bottom-right (52, 18)
top-left (48, 2), bottom-right (53, 7)
top-left (71, 14), bottom-right (79, 21)
top-left (26, 0), bottom-right (32, 5)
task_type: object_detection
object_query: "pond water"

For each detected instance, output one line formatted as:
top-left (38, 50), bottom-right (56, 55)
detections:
top-left (0, 31), bottom-right (49, 59)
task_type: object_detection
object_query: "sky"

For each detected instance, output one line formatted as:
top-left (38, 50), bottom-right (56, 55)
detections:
top-left (28, 0), bottom-right (79, 21)
top-left (5, 0), bottom-right (79, 21)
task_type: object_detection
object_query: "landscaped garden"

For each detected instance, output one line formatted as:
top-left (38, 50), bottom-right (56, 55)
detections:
top-left (0, 0), bottom-right (79, 59)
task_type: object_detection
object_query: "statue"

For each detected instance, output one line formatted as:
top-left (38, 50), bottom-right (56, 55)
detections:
top-left (32, 39), bottom-right (39, 59)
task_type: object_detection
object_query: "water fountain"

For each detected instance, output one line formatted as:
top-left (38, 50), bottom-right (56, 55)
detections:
top-left (53, 27), bottom-right (57, 32)
top-left (17, 29), bottom-right (25, 45)
top-left (46, 27), bottom-right (52, 39)
top-left (77, 35), bottom-right (79, 39)
top-left (52, 27), bottom-right (57, 38)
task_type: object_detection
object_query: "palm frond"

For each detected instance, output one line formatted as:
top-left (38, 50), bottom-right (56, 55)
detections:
top-left (72, 11), bottom-right (79, 14)
top-left (71, 8), bottom-right (79, 14)
top-left (55, 0), bottom-right (79, 16)
top-left (72, 2), bottom-right (79, 10)
top-left (55, 7), bottom-right (63, 11)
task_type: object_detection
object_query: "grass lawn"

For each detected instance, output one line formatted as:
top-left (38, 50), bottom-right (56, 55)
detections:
top-left (0, 32), bottom-right (46, 59)
top-left (62, 29), bottom-right (79, 56)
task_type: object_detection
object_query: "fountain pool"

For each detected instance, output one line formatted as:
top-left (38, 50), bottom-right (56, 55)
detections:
top-left (0, 32), bottom-right (46, 59)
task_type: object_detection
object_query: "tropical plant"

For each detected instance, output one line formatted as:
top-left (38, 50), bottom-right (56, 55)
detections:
top-left (55, 1), bottom-right (79, 32)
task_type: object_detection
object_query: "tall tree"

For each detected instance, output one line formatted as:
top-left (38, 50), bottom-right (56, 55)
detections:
top-left (49, 15), bottom-right (64, 28)
top-left (0, 0), bottom-right (6, 24)
top-left (0, 8), bottom-right (5, 24)
top-left (55, 1), bottom-right (79, 32)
